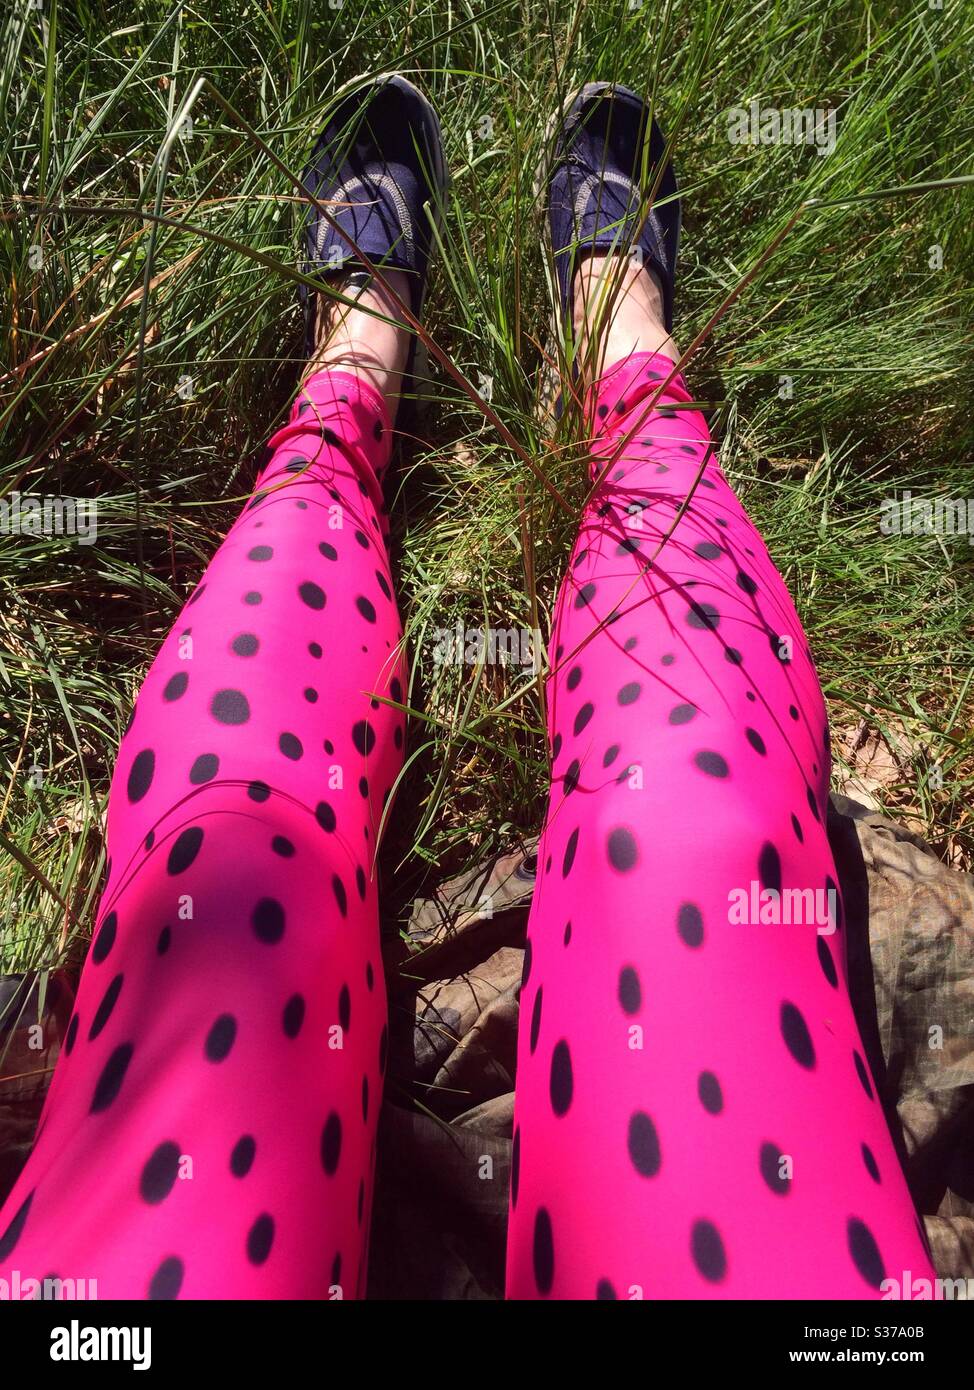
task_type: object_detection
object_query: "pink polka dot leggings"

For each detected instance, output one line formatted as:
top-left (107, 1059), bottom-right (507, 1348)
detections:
top-left (0, 355), bottom-right (934, 1300)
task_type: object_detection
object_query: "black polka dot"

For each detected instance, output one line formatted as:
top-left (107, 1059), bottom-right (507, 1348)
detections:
top-left (853, 1049), bottom-right (874, 1100)
top-left (691, 1220), bottom-right (726, 1282)
top-left (847, 1217), bottom-right (885, 1288)
top-left (127, 749), bottom-right (155, 802)
top-left (780, 1002), bottom-right (815, 1069)
top-left (694, 541), bottom-right (722, 560)
top-left (573, 702), bottom-right (594, 735)
top-left (678, 902), bottom-right (704, 948)
top-left (321, 1112), bottom-right (342, 1175)
top-left (596, 1278), bottom-right (617, 1299)
top-left (817, 935), bottom-right (838, 988)
top-left (309, 641), bottom-right (323, 658)
top-left (825, 874), bottom-right (842, 929)
top-left (88, 973), bottom-right (123, 1042)
top-left (282, 994), bottom-right (305, 1039)
top-left (140, 1141), bottom-right (181, 1204)
top-left (189, 753), bottom-right (219, 784)
top-left (90, 1042), bottom-right (134, 1112)
top-left (725, 647), bottom-right (743, 665)
top-left (318, 542), bottom-right (338, 562)
top-left (669, 703), bottom-right (696, 725)
top-left (603, 744), bottom-right (620, 765)
top-left (561, 828), bottom-right (579, 877)
top-left (575, 583), bottom-right (596, 610)
top-left (248, 780), bottom-right (270, 802)
top-left (0, 1191), bottom-right (34, 1261)
top-left (163, 672), bottom-right (189, 702)
top-left (248, 545), bottom-right (273, 562)
top-left (628, 1111), bottom-right (661, 1177)
top-left (148, 1256), bottom-right (183, 1300)
top-left (566, 666), bottom-right (582, 691)
top-left (244, 590), bottom-right (262, 605)
top-left (695, 750), bottom-right (728, 777)
top-left (356, 596), bottom-right (377, 623)
top-left (862, 1143), bottom-right (880, 1183)
top-left (278, 732), bottom-right (303, 760)
top-left (298, 581), bottom-right (326, 610)
top-left (760, 1141), bottom-right (791, 1194)
top-left (687, 600), bottom-right (720, 631)
top-left (746, 728), bottom-right (766, 756)
top-left (316, 800), bottom-right (336, 832)
top-left (332, 875), bottom-right (347, 917)
top-left (698, 1071), bottom-right (723, 1114)
top-left (337, 983), bottom-right (351, 1033)
top-left (205, 1014), bottom-right (237, 1062)
top-left (758, 841), bottom-right (781, 894)
top-left (607, 827), bottom-right (638, 872)
top-left (65, 1013), bottom-right (80, 1051)
top-left (167, 826), bottom-right (203, 875)
top-left (549, 1040), bottom-right (573, 1115)
top-left (529, 988), bottom-right (543, 1054)
top-left (252, 898), bottom-right (285, 944)
top-left (563, 759), bottom-right (580, 794)
top-left (618, 966), bottom-right (641, 1014)
top-left (156, 927), bottom-right (171, 956)
top-left (232, 633), bottom-right (259, 657)
top-left (352, 720), bottom-right (376, 756)
top-left (533, 1208), bottom-right (554, 1295)
top-left (211, 689), bottom-right (250, 725)
top-left (790, 812), bottom-right (804, 844)
top-left (92, 911), bottom-right (118, 964)
top-left (618, 681), bottom-right (641, 705)
top-left (230, 1135), bottom-right (256, 1178)
top-left (247, 1213), bottom-right (274, 1265)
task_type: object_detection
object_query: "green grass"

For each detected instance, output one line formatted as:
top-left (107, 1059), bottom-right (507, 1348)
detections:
top-left (1, 0), bottom-right (973, 977)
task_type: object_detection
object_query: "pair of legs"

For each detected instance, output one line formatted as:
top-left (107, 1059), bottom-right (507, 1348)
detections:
top-left (0, 151), bottom-right (934, 1303)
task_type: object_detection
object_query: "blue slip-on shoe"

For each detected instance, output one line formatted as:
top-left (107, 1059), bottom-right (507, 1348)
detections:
top-left (538, 82), bottom-right (680, 384)
top-left (299, 72), bottom-right (449, 426)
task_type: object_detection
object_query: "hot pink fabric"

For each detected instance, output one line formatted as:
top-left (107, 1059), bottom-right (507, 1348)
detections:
top-left (504, 352), bottom-right (935, 1299)
top-left (0, 355), bottom-right (934, 1301)
top-left (0, 370), bottom-right (404, 1299)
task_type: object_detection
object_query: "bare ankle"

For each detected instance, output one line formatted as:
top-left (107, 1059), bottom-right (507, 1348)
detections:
top-left (303, 269), bottom-right (412, 410)
top-left (572, 253), bottom-right (679, 380)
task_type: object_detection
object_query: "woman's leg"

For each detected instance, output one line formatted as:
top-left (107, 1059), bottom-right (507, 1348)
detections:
top-left (506, 262), bottom-right (936, 1299)
top-left (0, 359), bottom-right (405, 1299)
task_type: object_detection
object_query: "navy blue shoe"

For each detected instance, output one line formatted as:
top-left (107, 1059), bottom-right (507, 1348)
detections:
top-left (300, 73), bottom-right (449, 420)
top-left (539, 82), bottom-right (680, 349)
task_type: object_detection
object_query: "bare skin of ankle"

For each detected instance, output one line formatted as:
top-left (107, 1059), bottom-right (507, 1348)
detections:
top-left (572, 253), bottom-right (679, 383)
top-left (302, 268), bottom-right (412, 411)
